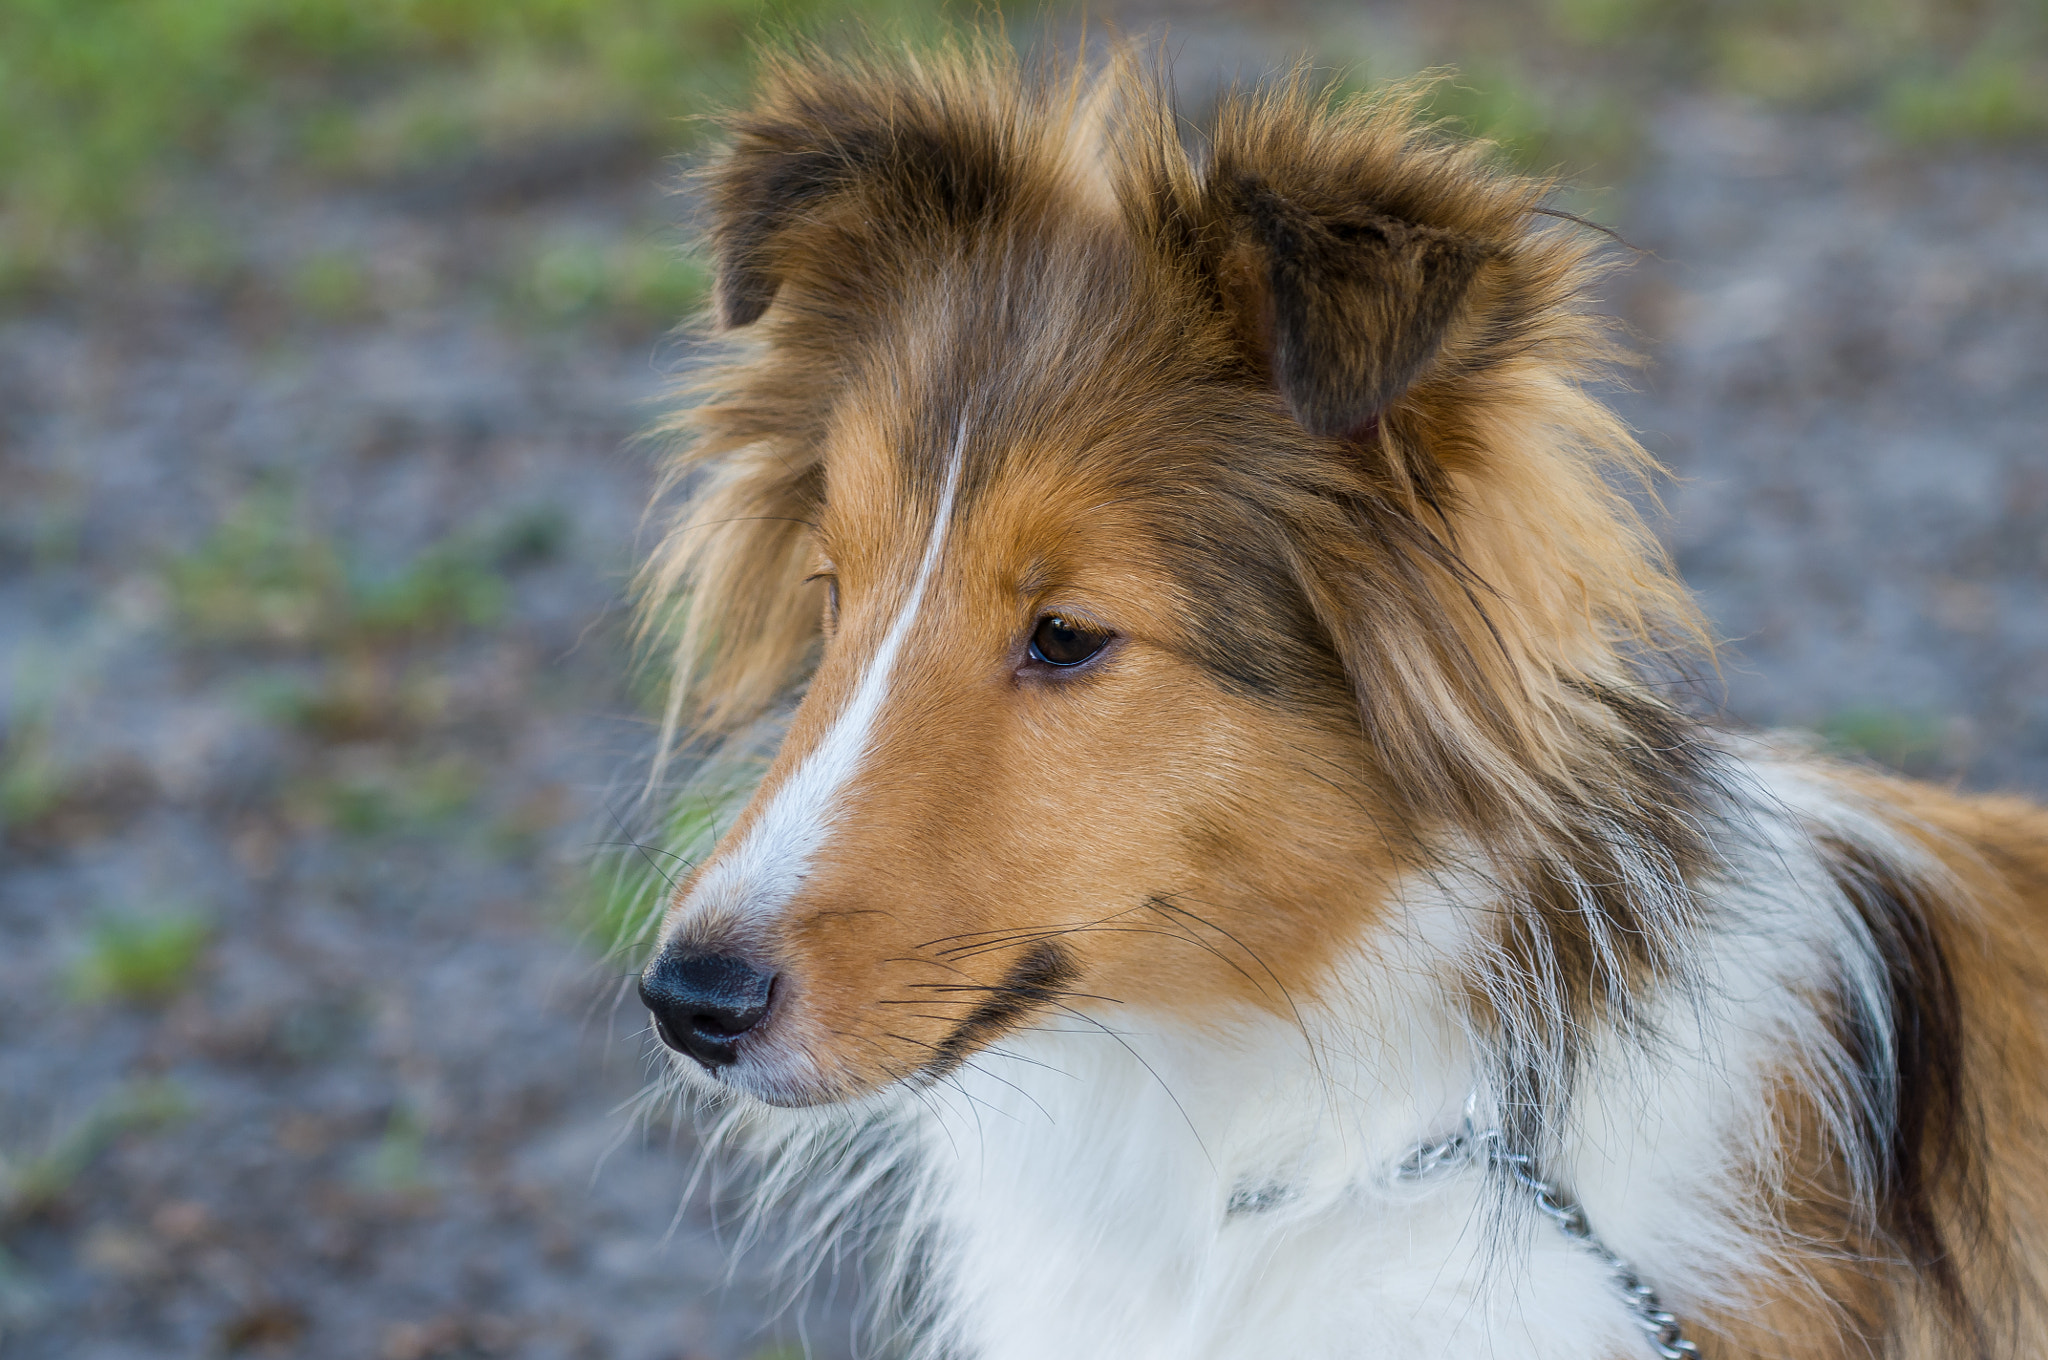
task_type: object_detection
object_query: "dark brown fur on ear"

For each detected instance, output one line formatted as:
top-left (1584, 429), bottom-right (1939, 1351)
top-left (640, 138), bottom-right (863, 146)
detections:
top-left (709, 131), bottom-right (850, 328)
top-left (704, 42), bottom-right (1083, 332)
top-left (1217, 176), bottom-right (1493, 438)
top-left (708, 86), bottom-right (1014, 329)
top-left (1131, 71), bottom-right (1595, 490)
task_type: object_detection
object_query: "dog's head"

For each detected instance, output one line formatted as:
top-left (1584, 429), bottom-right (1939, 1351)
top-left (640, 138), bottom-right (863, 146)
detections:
top-left (637, 43), bottom-right (1703, 1107)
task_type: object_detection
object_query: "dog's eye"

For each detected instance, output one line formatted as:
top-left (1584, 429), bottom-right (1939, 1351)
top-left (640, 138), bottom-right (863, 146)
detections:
top-left (807, 573), bottom-right (839, 628)
top-left (1028, 615), bottom-right (1109, 667)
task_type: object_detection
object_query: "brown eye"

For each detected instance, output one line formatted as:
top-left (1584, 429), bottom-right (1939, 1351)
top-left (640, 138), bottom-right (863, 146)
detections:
top-left (808, 573), bottom-right (839, 627)
top-left (1028, 615), bottom-right (1109, 668)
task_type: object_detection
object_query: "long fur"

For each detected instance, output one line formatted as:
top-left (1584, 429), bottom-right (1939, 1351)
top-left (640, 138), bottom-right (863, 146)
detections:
top-left (623, 35), bottom-right (2048, 1360)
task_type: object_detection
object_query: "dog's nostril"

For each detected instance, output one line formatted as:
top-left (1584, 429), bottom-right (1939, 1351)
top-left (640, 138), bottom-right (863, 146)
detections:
top-left (637, 950), bottom-right (776, 1068)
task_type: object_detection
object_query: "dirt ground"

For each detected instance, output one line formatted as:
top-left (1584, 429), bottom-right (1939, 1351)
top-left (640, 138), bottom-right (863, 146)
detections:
top-left (1, 21), bottom-right (2043, 1360)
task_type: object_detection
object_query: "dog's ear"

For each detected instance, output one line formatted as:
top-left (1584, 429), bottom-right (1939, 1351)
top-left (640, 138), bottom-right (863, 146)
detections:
top-left (704, 56), bottom-right (1028, 331)
top-left (708, 129), bottom-right (851, 329)
top-left (1225, 179), bottom-right (1493, 438)
top-left (1206, 175), bottom-right (1495, 440)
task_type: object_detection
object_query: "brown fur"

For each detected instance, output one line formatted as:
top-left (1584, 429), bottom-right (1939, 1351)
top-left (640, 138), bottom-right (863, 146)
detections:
top-left (638, 36), bottom-right (2048, 1357)
top-left (1693, 777), bottom-right (2048, 1358)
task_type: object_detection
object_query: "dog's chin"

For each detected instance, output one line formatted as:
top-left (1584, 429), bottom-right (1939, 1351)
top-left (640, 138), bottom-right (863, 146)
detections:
top-left (723, 1075), bottom-right (847, 1110)
top-left (666, 1045), bottom-right (877, 1110)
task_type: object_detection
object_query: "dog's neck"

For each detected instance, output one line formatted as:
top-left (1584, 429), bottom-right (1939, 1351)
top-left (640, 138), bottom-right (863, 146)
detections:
top-left (890, 772), bottom-right (1853, 1360)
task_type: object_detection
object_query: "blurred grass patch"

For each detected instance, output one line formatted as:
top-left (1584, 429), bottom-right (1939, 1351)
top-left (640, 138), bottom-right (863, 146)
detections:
top-left (1547, 0), bottom-right (1661, 45)
top-left (350, 541), bottom-right (509, 638)
top-left (173, 494), bottom-right (578, 746)
top-left (246, 654), bottom-right (468, 743)
top-left (321, 50), bottom-right (647, 181)
top-left (353, 1104), bottom-right (431, 1196)
top-left (513, 235), bottom-right (711, 329)
top-left (0, 0), bottom-right (993, 288)
top-left (1885, 50), bottom-right (2048, 143)
top-left (2, 0), bottom-right (2038, 301)
top-left (165, 490), bottom-right (343, 645)
top-left (1541, 0), bottom-right (2048, 129)
top-left (166, 491), bottom-right (516, 649)
top-left (0, 707), bottom-right (157, 851)
top-left (1818, 705), bottom-right (1955, 776)
top-left (495, 504), bottom-right (572, 568)
top-left (580, 779), bottom-right (754, 965)
top-left (1420, 68), bottom-right (1643, 180)
top-left (289, 251), bottom-right (375, 321)
top-left (0, 716), bottom-right (65, 833)
top-left (67, 913), bottom-right (213, 1006)
top-left (0, 1081), bottom-right (188, 1221)
top-left (309, 755), bottom-right (479, 837)
top-left (490, 782), bottom-right (569, 860)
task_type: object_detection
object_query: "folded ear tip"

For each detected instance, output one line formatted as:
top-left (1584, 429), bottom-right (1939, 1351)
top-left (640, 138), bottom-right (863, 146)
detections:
top-left (1282, 379), bottom-right (1389, 442)
top-left (1244, 199), bottom-right (1493, 438)
top-left (716, 272), bottom-right (776, 329)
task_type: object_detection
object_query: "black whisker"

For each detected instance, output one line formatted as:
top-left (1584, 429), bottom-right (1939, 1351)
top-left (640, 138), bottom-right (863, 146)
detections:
top-left (891, 984), bottom-right (1128, 1007)
top-left (1040, 999), bottom-right (1211, 1166)
top-left (602, 799), bottom-right (681, 895)
top-left (592, 839), bottom-right (700, 872)
top-left (884, 1031), bottom-right (1052, 1125)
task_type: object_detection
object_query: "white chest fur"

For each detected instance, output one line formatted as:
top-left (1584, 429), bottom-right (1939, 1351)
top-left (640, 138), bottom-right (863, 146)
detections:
top-left (899, 831), bottom-right (1851, 1359)
top-left (918, 1017), bottom-right (1646, 1359)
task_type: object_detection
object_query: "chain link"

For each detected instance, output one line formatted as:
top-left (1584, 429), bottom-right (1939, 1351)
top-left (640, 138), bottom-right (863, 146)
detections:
top-left (1395, 1115), bottom-right (1705, 1360)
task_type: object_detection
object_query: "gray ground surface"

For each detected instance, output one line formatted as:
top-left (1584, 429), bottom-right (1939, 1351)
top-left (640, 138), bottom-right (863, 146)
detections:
top-left (1623, 101), bottom-right (2048, 792)
top-left (0, 65), bottom-right (2042, 1360)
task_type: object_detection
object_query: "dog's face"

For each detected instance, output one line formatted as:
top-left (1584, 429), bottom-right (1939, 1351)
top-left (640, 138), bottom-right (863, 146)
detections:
top-left (637, 51), bottom-right (1694, 1106)
top-left (654, 338), bottom-right (1394, 1104)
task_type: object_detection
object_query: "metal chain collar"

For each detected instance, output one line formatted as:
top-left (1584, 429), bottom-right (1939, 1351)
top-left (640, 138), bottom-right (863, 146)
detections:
top-left (1395, 1113), bottom-right (1706, 1360)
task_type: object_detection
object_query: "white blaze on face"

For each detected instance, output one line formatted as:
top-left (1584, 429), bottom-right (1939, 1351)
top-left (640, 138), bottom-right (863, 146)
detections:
top-left (670, 425), bottom-right (968, 936)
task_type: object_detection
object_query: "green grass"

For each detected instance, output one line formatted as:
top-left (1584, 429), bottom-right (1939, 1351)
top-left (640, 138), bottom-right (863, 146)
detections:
top-left (171, 496), bottom-right (579, 745)
top-left (1562, 0), bottom-right (2048, 115)
top-left (314, 756), bottom-right (479, 837)
top-left (492, 505), bottom-right (572, 568)
top-left (289, 251), bottom-right (375, 321)
top-left (1818, 705), bottom-right (1952, 775)
top-left (352, 1104), bottom-right (431, 1196)
top-left (8, 1), bottom-right (2032, 306)
top-left (0, 0), bottom-right (991, 291)
top-left (0, 1081), bottom-right (188, 1220)
top-left (1885, 49), bottom-right (2048, 143)
top-left (349, 541), bottom-right (509, 638)
top-left (1417, 66), bottom-right (1643, 182)
top-left (66, 914), bottom-right (213, 1006)
top-left (0, 717), bottom-right (64, 833)
top-left (580, 777), bottom-right (756, 966)
top-left (163, 490), bottom-right (343, 645)
top-left (1331, 0), bottom-right (2045, 194)
top-left (1377, 0), bottom-right (2048, 191)
top-left (511, 235), bottom-right (712, 329)
top-left (165, 491), bottom-right (518, 649)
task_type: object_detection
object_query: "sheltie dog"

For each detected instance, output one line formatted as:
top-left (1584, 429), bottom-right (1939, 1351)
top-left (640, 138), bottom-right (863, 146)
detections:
top-left (628, 38), bottom-right (2048, 1360)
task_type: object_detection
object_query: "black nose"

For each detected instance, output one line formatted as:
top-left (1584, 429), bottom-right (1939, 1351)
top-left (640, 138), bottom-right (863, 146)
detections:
top-left (638, 950), bottom-right (775, 1068)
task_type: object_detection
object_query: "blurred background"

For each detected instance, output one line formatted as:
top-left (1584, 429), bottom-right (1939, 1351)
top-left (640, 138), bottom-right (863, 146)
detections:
top-left (0, 1), bottom-right (2043, 1357)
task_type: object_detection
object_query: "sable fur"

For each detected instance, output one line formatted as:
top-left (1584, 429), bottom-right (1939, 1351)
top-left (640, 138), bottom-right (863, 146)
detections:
top-left (633, 35), bottom-right (2048, 1359)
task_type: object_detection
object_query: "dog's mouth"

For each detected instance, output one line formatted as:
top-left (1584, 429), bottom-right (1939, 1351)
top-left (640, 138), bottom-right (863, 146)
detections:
top-left (643, 939), bottom-right (1084, 1106)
